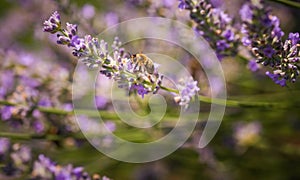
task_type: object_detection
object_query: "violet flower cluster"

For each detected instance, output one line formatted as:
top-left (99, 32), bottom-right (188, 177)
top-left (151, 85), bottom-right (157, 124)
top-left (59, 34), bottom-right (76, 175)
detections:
top-left (43, 11), bottom-right (200, 108)
top-left (174, 77), bottom-right (200, 109)
top-left (178, 0), bottom-right (239, 60)
top-left (240, 0), bottom-right (300, 86)
top-left (32, 154), bottom-right (111, 180)
top-left (0, 139), bottom-right (31, 177)
top-left (0, 138), bottom-right (110, 179)
top-left (0, 50), bottom-right (76, 134)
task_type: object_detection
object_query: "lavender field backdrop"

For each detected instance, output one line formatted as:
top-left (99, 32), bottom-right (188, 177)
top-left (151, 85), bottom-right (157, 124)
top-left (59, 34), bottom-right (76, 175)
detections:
top-left (1, 0), bottom-right (300, 179)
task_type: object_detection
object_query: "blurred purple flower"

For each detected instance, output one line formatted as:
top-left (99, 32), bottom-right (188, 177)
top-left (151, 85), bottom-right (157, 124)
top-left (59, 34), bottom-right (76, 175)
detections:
top-left (32, 154), bottom-right (110, 179)
top-left (20, 76), bottom-right (40, 88)
top-left (95, 95), bottom-right (108, 109)
top-left (0, 70), bottom-right (14, 96)
top-left (247, 60), bottom-right (259, 72)
top-left (222, 29), bottom-right (235, 41)
top-left (33, 120), bottom-right (44, 133)
top-left (289, 32), bottom-right (300, 46)
top-left (63, 103), bottom-right (73, 112)
top-left (210, 0), bottom-right (223, 8)
top-left (1, 106), bottom-right (13, 121)
top-left (11, 144), bottom-right (31, 165)
top-left (234, 121), bottom-right (262, 147)
top-left (105, 12), bottom-right (119, 27)
top-left (105, 121), bottom-right (116, 132)
top-left (38, 97), bottom-right (52, 107)
top-left (0, 138), bottom-right (10, 155)
top-left (216, 40), bottom-right (230, 51)
top-left (81, 4), bottom-right (95, 19)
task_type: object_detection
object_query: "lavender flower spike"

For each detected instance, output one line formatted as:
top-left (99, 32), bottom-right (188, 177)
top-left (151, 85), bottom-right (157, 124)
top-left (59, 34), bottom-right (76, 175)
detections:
top-left (240, 0), bottom-right (300, 86)
top-left (178, 0), bottom-right (239, 60)
top-left (174, 77), bottom-right (200, 109)
top-left (43, 11), bottom-right (61, 33)
top-left (43, 11), bottom-right (163, 99)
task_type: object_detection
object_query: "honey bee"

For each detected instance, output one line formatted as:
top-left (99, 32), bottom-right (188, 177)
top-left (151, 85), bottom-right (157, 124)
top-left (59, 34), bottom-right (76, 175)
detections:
top-left (131, 53), bottom-right (155, 74)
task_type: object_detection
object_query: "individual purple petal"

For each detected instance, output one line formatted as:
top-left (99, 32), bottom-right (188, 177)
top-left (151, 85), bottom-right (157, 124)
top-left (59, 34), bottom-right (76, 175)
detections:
top-left (276, 79), bottom-right (286, 87)
top-left (131, 84), bottom-right (149, 98)
top-left (72, 167), bottom-right (84, 178)
top-left (289, 32), bottom-right (300, 46)
top-left (222, 29), bottom-right (235, 41)
top-left (178, 0), bottom-right (191, 10)
top-left (216, 40), bottom-right (230, 51)
top-left (241, 37), bottom-right (251, 46)
top-left (262, 46), bottom-right (275, 58)
top-left (240, 4), bottom-right (253, 21)
top-left (66, 22), bottom-right (78, 36)
top-left (247, 60), bottom-right (259, 72)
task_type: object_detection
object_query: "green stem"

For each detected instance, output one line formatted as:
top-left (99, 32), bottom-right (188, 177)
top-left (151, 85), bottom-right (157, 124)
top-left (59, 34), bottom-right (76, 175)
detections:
top-left (198, 95), bottom-right (281, 108)
top-left (0, 132), bottom-right (84, 141)
top-left (160, 85), bottom-right (179, 94)
top-left (268, 0), bottom-right (300, 8)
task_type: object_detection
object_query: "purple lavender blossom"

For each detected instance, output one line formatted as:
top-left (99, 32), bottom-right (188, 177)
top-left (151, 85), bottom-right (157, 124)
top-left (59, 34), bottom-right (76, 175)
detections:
top-left (105, 12), bottom-right (119, 27)
top-left (31, 154), bottom-right (110, 180)
top-left (38, 97), bottom-right (52, 107)
top-left (179, 0), bottom-right (239, 60)
top-left (240, 0), bottom-right (300, 86)
top-left (174, 77), bottom-right (200, 109)
top-left (43, 11), bottom-right (61, 33)
top-left (131, 84), bottom-right (149, 98)
top-left (266, 71), bottom-right (286, 87)
top-left (216, 40), bottom-right (230, 51)
top-left (44, 11), bottom-right (164, 98)
top-left (289, 32), bottom-right (300, 46)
